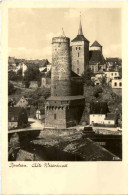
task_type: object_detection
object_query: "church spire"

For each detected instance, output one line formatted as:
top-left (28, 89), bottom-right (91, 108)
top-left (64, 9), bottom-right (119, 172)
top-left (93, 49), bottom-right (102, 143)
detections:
top-left (78, 12), bottom-right (83, 35)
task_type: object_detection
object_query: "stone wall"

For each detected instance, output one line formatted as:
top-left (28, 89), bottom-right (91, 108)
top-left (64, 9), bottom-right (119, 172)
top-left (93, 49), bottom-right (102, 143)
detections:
top-left (51, 37), bottom-right (71, 96)
top-left (45, 106), bottom-right (66, 129)
top-left (71, 41), bottom-right (89, 76)
top-left (45, 98), bottom-right (85, 129)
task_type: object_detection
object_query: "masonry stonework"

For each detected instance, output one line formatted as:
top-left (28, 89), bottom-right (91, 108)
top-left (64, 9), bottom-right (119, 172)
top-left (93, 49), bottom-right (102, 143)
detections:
top-left (45, 32), bottom-right (85, 129)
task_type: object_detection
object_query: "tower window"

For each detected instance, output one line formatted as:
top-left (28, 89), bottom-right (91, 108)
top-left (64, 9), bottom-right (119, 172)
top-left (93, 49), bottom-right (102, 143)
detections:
top-left (77, 68), bottom-right (79, 74)
top-left (79, 47), bottom-right (80, 50)
top-left (54, 114), bottom-right (56, 120)
top-left (78, 53), bottom-right (79, 57)
top-left (76, 47), bottom-right (77, 50)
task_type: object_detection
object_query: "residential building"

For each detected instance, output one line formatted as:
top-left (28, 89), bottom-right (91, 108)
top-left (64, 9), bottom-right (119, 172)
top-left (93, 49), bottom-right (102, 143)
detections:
top-left (36, 109), bottom-right (44, 120)
top-left (15, 96), bottom-right (29, 108)
top-left (104, 71), bottom-right (119, 83)
top-left (112, 78), bottom-right (122, 89)
top-left (89, 102), bottom-right (116, 126)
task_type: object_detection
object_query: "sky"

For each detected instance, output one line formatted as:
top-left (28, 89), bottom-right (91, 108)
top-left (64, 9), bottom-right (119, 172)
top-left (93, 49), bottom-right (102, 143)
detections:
top-left (8, 8), bottom-right (122, 62)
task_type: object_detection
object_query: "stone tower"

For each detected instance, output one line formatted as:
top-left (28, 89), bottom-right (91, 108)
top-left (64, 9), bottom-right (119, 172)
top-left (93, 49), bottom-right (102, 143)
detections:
top-left (90, 40), bottom-right (102, 53)
top-left (51, 32), bottom-right (71, 96)
top-left (45, 30), bottom-right (85, 129)
top-left (71, 15), bottom-right (89, 76)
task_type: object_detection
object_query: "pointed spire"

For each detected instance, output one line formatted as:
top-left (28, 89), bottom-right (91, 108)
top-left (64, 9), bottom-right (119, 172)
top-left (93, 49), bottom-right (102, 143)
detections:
top-left (78, 12), bottom-right (83, 35)
top-left (61, 28), bottom-right (66, 37)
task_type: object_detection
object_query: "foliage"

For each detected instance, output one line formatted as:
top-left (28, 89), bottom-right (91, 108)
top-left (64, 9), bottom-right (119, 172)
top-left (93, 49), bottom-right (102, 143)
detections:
top-left (17, 68), bottom-right (23, 80)
top-left (23, 65), bottom-right (41, 88)
top-left (8, 71), bottom-right (18, 81)
top-left (93, 86), bottom-right (103, 98)
top-left (82, 68), bottom-right (94, 86)
top-left (18, 108), bottom-right (28, 127)
top-left (119, 67), bottom-right (122, 78)
top-left (8, 81), bottom-right (16, 95)
top-left (100, 76), bottom-right (107, 86)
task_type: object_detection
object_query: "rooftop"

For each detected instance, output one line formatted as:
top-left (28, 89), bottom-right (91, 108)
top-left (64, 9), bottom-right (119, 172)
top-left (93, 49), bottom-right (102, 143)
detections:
top-left (90, 102), bottom-right (109, 114)
top-left (90, 40), bottom-right (102, 47)
top-left (89, 50), bottom-right (105, 65)
top-left (47, 95), bottom-right (85, 101)
top-left (71, 35), bottom-right (89, 43)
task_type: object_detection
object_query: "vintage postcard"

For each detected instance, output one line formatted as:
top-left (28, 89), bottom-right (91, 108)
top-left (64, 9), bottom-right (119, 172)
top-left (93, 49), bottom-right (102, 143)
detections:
top-left (1, 0), bottom-right (128, 194)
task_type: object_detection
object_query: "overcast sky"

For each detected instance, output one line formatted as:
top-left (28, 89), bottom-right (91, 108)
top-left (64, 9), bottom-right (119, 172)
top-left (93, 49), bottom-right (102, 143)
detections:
top-left (8, 8), bottom-right (121, 61)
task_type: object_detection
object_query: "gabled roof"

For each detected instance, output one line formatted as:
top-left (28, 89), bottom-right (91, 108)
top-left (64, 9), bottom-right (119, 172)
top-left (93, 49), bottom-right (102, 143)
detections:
top-left (90, 40), bottom-right (102, 47)
top-left (90, 102), bottom-right (109, 114)
top-left (105, 113), bottom-right (116, 120)
top-left (89, 50), bottom-right (105, 65)
top-left (71, 35), bottom-right (89, 43)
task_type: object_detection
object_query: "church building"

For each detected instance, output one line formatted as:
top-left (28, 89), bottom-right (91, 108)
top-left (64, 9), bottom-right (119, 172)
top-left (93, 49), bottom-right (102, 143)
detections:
top-left (71, 16), bottom-right (89, 76)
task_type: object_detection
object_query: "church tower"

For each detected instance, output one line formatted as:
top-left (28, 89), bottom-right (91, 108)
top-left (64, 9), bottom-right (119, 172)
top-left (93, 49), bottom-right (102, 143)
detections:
top-left (71, 14), bottom-right (89, 76)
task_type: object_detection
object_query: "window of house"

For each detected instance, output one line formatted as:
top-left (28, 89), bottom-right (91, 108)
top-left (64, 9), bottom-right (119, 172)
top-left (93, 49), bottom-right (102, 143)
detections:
top-left (78, 53), bottom-right (79, 57)
top-left (119, 82), bottom-right (122, 86)
top-left (115, 73), bottom-right (117, 76)
top-left (114, 82), bottom-right (117, 86)
top-left (77, 68), bottom-right (79, 74)
top-left (54, 114), bottom-right (56, 120)
top-left (111, 73), bottom-right (113, 76)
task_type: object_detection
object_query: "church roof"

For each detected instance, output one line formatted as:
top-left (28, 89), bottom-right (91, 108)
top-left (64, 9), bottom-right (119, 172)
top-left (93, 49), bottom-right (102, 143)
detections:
top-left (90, 40), bottom-right (102, 47)
top-left (71, 35), bottom-right (89, 42)
top-left (89, 50), bottom-right (105, 65)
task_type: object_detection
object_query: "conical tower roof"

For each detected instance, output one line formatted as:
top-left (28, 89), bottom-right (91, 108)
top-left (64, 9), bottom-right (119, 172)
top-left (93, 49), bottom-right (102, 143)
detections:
top-left (90, 40), bottom-right (102, 47)
top-left (78, 14), bottom-right (83, 35)
top-left (71, 14), bottom-right (89, 43)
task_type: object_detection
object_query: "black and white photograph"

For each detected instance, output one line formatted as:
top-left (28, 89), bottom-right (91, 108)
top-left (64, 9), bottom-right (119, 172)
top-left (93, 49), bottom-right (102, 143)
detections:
top-left (8, 7), bottom-right (122, 161)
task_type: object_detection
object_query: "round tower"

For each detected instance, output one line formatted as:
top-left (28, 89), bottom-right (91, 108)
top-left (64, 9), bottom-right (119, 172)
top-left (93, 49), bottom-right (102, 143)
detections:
top-left (51, 32), bottom-right (71, 96)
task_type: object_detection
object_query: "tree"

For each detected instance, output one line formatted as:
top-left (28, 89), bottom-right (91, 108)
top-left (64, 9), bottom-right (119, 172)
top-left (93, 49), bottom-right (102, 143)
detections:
top-left (17, 68), bottom-right (23, 80)
top-left (23, 65), bottom-right (41, 88)
top-left (100, 76), bottom-right (107, 86)
top-left (8, 81), bottom-right (15, 95)
top-left (8, 71), bottom-right (18, 81)
top-left (18, 108), bottom-right (28, 127)
top-left (82, 68), bottom-right (94, 86)
top-left (119, 67), bottom-right (122, 78)
top-left (93, 86), bottom-right (103, 98)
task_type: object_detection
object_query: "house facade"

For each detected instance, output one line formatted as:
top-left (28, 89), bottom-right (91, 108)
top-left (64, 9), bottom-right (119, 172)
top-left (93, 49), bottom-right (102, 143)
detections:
top-left (104, 71), bottom-right (119, 83)
top-left (111, 78), bottom-right (122, 89)
top-left (15, 96), bottom-right (29, 108)
top-left (36, 109), bottom-right (44, 120)
top-left (89, 102), bottom-right (116, 126)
